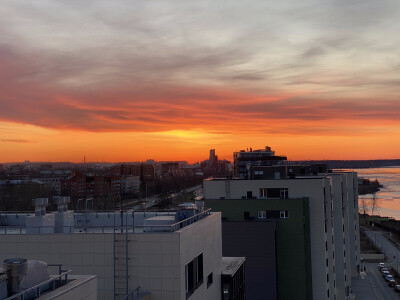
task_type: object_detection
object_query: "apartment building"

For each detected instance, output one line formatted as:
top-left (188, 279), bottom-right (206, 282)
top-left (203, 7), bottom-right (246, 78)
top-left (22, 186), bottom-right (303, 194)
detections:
top-left (0, 198), bottom-right (235, 300)
top-left (203, 171), bottom-right (360, 300)
top-left (233, 146), bottom-right (287, 179)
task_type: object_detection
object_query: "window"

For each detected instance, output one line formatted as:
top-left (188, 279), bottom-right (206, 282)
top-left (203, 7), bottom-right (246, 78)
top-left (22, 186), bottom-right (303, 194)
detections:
top-left (244, 212), bottom-right (250, 220)
top-left (254, 170), bottom-right (264, 175)
top-left (207, 273), bottom-right (213, 288)
top-left (258, 211), bottom-right (266, 219)
top-left (260, 188), bottom-right (267, 198)
top-left (265, 210), bottom-right (280, 219)
top-left (260, 188), bottom-right (288, 199)
top-left (185, 254), bottom-right (204, 298)
top-left (326, 258), bottom-right (328, 267)
top-left (280, 188), bottom-right (288, 199)
top-left (280, 210), bottom-right (289, 219)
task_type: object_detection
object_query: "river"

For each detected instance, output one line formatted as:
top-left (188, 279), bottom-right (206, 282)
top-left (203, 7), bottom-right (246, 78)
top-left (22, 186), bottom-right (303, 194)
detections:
top-left (346, 167), bottom-right (400, 220)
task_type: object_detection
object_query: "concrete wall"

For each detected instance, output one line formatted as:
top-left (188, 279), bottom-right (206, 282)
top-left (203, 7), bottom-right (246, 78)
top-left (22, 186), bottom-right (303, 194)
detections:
top-left (206, 198), bottom-right (312, 300)
top-left (221, 221), bottom-right (277, 300)
top-left (0, 234), bottom-right (115, 300)
top-left (204, 177), bottom-right (341, 300)
top-left (0, 213), bottom-right (222, 300)
top-left (361, 253), bottom-right (384, 260)
top-left (330, 174), bottom-right (347, 300)
top-left (346, 172), bottom-right (361, 277)
top-left (38, 275), bottom-right (97, 300)
top-left (178, 212), bottom-right (222, 300)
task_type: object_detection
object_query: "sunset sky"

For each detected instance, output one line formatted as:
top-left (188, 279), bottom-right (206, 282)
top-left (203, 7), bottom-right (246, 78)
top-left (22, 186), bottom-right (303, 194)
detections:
top-left (1, 1), bottom-right (400, 163)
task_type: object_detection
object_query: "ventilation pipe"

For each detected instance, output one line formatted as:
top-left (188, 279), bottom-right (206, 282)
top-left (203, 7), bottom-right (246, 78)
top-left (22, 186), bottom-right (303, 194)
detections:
top-left (33, 198), bottom-right (48, 216)
top-left (3, 258), bottom-right (27, 296)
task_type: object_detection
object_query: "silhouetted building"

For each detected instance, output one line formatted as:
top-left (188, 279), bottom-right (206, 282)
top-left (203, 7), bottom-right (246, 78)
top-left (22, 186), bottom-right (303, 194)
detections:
top-left (161, 162), bottom-right (180, 175)
top-left (233, 146), bottom-right (287, 178)
top-left (140, 163), bottom-right (155, 182)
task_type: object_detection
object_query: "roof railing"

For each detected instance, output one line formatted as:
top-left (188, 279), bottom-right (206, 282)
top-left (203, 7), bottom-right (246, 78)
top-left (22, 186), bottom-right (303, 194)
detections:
top-left (5, 269), bottom-right (71, 300)
top-left (0, 208), bottom-right (212, 234)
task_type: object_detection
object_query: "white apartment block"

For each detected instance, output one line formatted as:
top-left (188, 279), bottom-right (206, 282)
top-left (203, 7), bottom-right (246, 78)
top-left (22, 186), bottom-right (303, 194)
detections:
top-left (203, 171), bottom-right (360, 300)
top-left (0, 201), bottom-right (223, 300)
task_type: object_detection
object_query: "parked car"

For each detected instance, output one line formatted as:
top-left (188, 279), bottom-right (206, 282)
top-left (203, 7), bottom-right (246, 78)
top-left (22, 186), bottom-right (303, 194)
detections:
top-left (385, 275), bottom-right (394, 282)
top-left (382, 271), bottom-right (390, 277)
top-left (378, 262), bottom-right (385, 270)
top-left (380, 267), bottom-right (388, 273)
top-left (388, 280), bottom-right (396, 287)
top-left (394, 285), bottom-right (400, 293)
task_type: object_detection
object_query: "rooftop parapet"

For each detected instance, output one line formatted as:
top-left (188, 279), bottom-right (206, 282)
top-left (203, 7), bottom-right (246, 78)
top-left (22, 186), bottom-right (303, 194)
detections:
top-left (0, 208), bottom-right (213, 235)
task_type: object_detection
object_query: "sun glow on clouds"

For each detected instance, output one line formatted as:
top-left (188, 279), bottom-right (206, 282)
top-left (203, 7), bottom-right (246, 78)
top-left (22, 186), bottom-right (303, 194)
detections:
top-left (1, 0), bottom-right (400, 162)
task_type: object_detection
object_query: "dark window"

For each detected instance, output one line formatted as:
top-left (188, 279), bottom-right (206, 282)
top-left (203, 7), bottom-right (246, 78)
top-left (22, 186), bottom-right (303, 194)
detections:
top-left (244, 211), bottom-right (250, 220)
top-left (267, 188), bottom-right (280, 198)
top-left (197, 254), bottom-right (203, 284)
top-left (327, 274), bottom-right (329, 282)
top-left (326, 258), bottom-right (328, 267)
top-left (207, 273), bottom-right (213, 288)
top-left (280, 210), bottom-right (289, 219)
top-left (265, 210), bottom-right (281, 219)
top-left (247, 191), bottom-right (253, 199)
top-left (266, 188), bottom-right (288, 199)
top-left (186, 261), bottom-right (194, 294)
top-left (185, 254), bottom-right (204, 298)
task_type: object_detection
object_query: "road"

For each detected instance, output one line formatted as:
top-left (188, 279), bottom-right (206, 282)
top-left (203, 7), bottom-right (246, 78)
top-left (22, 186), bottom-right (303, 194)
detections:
top-left (357, 228), bottom-right (400, 300)
top-left (363, 262), bottom-right (399, 300)
top-left (365, 229), bottom-right (400, 272)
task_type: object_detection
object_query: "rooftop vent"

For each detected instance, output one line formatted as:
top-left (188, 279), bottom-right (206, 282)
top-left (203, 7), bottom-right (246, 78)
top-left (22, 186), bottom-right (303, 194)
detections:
top-left (53, 196), bottom-right (70, 213)
top-left (33, 198), bottom-right (49, 216)
top-left (3, 258), bottom-right (27, 296)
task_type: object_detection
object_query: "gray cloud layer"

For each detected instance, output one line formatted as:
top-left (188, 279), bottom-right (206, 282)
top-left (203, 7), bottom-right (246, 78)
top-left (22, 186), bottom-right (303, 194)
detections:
top-left (0, 0), bottom-right (400, 134)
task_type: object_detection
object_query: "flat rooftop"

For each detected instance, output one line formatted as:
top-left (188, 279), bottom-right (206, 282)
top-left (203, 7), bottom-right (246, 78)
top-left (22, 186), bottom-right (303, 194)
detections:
top-left (0, 209), bottom-right (212, 235)
top-left (221, 257), bottom-right (246, 276)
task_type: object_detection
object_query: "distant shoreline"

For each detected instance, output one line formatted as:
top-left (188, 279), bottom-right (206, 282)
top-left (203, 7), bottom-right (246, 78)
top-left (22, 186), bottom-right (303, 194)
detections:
top-left (358, 178), bottom-right (383, 195)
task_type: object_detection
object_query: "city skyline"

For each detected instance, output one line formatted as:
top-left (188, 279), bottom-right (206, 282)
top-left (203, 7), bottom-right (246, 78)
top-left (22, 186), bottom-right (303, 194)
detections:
top-left (1, 1), bottom-right (400, 163)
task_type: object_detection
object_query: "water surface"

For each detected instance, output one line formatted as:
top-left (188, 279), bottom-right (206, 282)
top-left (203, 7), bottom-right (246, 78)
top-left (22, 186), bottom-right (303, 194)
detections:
top-left (348, 167), bottom-right (400, 220)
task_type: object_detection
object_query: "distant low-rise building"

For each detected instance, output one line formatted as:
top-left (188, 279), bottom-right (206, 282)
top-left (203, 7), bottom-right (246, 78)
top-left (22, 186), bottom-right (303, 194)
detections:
top-left (233, 146), bottom-right (287, 179)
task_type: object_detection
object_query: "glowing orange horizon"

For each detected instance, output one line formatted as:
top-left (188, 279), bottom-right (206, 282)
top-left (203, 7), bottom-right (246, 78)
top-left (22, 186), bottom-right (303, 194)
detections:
top-left (1, 120), bottom-right (400, 164)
